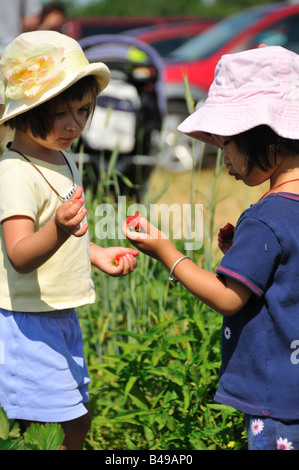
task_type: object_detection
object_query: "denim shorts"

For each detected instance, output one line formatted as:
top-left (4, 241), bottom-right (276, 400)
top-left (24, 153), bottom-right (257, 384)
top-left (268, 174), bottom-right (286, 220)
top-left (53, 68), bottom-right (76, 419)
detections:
top-left (0, 307), bottom-right (90, 423)
top-left (245, 414), bottom-right (299, 450)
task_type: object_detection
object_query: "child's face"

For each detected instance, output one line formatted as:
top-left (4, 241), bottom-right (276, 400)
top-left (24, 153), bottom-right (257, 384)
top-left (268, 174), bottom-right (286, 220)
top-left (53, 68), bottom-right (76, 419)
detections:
top-left (29, 92), bottom-right (93, 152)
top-left (214, 135), bottom-right (274, 187)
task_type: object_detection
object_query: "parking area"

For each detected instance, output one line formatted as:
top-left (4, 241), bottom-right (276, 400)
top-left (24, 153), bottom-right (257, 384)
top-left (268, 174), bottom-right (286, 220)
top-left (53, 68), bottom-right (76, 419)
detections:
top-left (53, 4), bottom-right (299, 185)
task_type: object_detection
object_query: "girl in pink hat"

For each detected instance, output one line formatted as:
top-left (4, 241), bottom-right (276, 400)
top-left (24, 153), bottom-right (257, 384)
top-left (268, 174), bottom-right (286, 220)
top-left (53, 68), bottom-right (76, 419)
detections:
top-left (0, 30), bottom-right (139, 450)
top-left (124, 45), bottom-right (299, 450)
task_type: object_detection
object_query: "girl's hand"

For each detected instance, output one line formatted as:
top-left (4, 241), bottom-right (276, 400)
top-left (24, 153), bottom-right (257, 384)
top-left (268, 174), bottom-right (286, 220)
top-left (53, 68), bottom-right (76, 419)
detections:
top-left (55, 186), bottom-right (88, 237)
top-left (122, 215), bottom-right (169, 260)
top-left (218, 223), bottom-right (235, 254)
top-left (124, 217), bottom-right (251, 316)
top-left (90, 243), bottom-right (139, 277)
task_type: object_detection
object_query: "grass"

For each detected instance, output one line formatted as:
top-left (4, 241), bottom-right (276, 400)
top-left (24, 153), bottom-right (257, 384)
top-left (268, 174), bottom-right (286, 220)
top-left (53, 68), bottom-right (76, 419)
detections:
top-left (76, 150), bottom-right (267, 450)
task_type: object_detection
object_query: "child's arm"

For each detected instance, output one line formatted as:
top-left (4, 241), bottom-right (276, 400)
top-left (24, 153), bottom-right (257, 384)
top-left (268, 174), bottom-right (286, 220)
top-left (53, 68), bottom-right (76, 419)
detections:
top-left (90, 242), bottom-right (139, 277)
top-left (123, 216), bottom-right (252, 316)
top-left (2, 186), bottom-right (88, 274)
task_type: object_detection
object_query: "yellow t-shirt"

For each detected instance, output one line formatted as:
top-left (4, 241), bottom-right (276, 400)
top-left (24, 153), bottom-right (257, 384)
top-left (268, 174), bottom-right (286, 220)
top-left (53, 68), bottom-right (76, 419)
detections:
top-left (0, 149), bottom-right (96, 312)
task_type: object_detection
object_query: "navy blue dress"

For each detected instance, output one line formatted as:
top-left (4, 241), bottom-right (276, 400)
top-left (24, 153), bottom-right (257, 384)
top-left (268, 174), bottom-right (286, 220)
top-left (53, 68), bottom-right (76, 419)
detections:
top-left (215, 192), bottom-right (299, 422)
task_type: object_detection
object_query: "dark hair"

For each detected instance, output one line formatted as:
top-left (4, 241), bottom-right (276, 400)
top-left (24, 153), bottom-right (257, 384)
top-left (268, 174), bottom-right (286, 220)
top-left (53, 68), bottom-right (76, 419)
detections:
top-left (41, 1), bottom-right (66, 21)
top-left (5, 75), bottom-right (100, 140)
top-left (233, 125), bottom-right (299, 175)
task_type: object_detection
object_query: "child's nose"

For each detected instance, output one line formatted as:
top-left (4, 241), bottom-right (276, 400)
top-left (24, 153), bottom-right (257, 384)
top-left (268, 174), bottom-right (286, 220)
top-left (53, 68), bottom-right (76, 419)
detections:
top-left (65, 115), bottom-right (80, 130)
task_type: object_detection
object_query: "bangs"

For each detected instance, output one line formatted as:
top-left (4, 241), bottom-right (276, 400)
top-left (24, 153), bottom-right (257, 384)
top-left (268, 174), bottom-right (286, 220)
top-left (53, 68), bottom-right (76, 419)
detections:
top-left (5, 75), bottom-right (100, 140)
top-left (55, 75), bottom-right (100, 104)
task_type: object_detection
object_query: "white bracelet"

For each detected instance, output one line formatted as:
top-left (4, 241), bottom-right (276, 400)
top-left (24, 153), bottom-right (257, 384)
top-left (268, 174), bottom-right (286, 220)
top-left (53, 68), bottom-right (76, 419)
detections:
top-left (169, 256), bottom-right (191, 282)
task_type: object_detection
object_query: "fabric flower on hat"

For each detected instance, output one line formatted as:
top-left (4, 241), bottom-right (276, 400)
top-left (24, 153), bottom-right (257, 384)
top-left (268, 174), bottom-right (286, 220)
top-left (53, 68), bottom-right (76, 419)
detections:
top-left (0, 75), bottom-right (5, 105)
top-left (0, 39), bottom-right (65, 101)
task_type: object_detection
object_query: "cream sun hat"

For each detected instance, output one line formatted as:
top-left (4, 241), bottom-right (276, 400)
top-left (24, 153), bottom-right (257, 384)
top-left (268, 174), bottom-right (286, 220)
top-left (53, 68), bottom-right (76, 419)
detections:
top-left (0, 30), bottom-right (110, 125)
top-left (178, 46), bottom-right (299, 148)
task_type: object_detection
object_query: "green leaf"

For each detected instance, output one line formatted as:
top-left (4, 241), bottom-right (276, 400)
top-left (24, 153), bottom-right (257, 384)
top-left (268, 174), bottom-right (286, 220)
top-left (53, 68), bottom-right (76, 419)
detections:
top-left (151, 349), bottom-right (165, 367)
top-left (183, 385), bottom-right (191, 412)
top-left (125, 435), bottom-right (140, 450)
top-left (107, 147), bottom-right (120, 178)
top-left (148, 367), bottom-right (185, 386)
top-left (23, 423), bottom-right (64, 450)
top-left (0, 437), bottom-right (25, 450)
top-left (124, 376), bottom-right (138, 397)
top-left (0, 406), bottom-right (10, 440)
top-left (164, 335), bottom-right (197, 345)
top-left (128, 389), bottom-right (150, 411)
top-left (183, 75), bottom-right (195, 115)
top-left (114, 169), bottom-right (139, 189)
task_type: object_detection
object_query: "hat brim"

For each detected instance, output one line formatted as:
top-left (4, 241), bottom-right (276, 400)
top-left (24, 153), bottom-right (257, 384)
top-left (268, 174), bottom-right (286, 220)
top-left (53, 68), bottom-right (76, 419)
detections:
top-left (178, 98), bottom-right (299, 147)
top-left (0, 62), bottom-right (110, 125)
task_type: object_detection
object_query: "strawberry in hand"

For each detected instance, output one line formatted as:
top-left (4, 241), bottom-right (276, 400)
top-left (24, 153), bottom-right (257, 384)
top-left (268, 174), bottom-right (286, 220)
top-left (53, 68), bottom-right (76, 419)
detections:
top-left (112, 215), bottom-right (142, 266)
top-left (218, 222), bottom-right (235, 254)
top-left (112, 253), bottom-right (125, 266)
top-left (126, 212), bottom-right (142, 232)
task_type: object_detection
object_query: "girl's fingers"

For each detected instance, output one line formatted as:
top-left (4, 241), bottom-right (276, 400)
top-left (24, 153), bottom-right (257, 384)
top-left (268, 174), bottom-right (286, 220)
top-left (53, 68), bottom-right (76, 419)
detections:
top-left (65, 197), bottom-right (85, 219)
top-left (122, 216), bottom-right (166, 241)
top-left (71, 185), bottom-right (84, 200)
top-left (72, 223), bottom-right (89, 237)
top-left (55, 193), bottom-right (87, 236)
top-left (108, 254), bottom-right (138, 277)
top-left (117, 254), bottom-right (138, 274)
top-left (69, 206), bottom-right (87, 225)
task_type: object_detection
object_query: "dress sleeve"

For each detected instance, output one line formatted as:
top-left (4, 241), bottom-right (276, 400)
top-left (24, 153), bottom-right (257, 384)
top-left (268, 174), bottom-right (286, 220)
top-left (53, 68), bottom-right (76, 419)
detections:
top-left (216, 216), bottom-right (281, 297)
top-left (0, 165), bottom-right (38, 223)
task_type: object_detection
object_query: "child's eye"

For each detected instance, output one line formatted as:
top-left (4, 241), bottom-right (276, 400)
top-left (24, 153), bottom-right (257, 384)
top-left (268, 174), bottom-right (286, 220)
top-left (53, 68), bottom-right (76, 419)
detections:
top-left (223, 139), bottom-right (232, 147)
top-left (80, 106), bottom-right (91, 116)
top-left (54, 111), bottom-right (66, 118)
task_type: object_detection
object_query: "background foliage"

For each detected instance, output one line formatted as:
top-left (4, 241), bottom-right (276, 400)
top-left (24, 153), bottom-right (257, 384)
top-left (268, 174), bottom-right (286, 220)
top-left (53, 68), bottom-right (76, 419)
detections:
top-left (47, 0), bottom-right (285, 19)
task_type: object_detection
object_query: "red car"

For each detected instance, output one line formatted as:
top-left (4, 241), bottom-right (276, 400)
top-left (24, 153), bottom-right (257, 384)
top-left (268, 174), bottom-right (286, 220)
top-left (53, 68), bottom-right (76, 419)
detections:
top-left (126, 19), bottom-right (216, 58)
top-left (58, 16), bottom-right (200, 39)
top-left (165, 2), bottom-right (299, 108)
top-left (160, 2), bottom-right (299, 171)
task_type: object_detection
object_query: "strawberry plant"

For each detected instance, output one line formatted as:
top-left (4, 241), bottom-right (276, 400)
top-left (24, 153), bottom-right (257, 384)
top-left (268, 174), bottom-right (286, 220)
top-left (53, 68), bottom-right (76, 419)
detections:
top-left (0, 406), bottom-right (64, 450)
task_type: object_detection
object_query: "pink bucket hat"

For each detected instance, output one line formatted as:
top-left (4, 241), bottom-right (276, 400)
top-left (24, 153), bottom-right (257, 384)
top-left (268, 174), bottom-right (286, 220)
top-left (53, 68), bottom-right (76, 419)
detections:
top-left (178, 46), bottom-right (299, 148)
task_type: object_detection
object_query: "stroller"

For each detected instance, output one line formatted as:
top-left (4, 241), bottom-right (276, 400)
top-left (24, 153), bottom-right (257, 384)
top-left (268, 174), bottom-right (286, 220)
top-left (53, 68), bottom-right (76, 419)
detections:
top-left (75, 34), bottom-right (166, 199)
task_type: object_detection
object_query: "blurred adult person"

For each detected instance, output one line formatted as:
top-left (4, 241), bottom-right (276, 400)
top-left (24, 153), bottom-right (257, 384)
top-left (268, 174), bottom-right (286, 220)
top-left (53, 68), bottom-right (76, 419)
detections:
top-left (0, 0), bottom-right (42, 55)
top-left (38, 1), bottom-right (66, 31)
top-left (0, 1), bottom-right (41, 144)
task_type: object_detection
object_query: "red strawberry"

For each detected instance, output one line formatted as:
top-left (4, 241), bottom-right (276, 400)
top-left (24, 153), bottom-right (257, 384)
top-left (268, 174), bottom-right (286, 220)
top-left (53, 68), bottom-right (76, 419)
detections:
top-left (126, 212), bottom-right (141, 231)
top-left (219, 223), bottom-right (235, 242)
top-left (218, 223), bottom-right (235, 254)
top-left (112, 253), bottom-right (125, 266)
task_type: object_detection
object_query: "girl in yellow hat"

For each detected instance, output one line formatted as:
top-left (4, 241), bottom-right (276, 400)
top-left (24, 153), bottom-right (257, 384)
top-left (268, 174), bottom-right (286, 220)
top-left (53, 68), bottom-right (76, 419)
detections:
top-left (0, 30), bottom-right (138, 449)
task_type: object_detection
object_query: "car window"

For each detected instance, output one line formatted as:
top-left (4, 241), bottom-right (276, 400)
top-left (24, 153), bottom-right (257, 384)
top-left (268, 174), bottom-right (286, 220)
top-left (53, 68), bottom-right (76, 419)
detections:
top-left (243, 14), bottom-right (299, 54)
top-left (169, 4), bottom-right (278, 61)
top-left (151, 37), bottom-right (194, 57)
